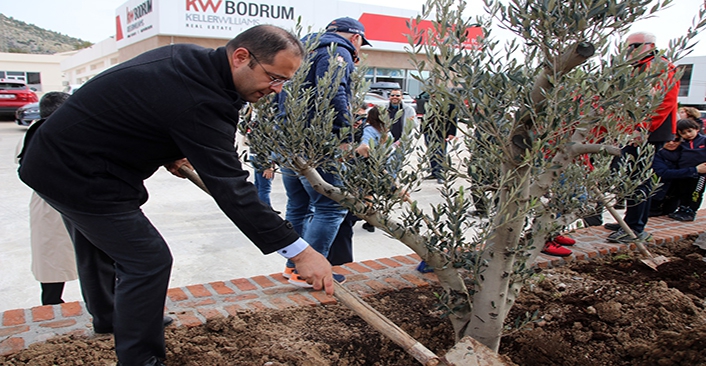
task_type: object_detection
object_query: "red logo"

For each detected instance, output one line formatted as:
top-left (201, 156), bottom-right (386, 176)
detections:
top-left (186, 0), bottom-right (222, 12)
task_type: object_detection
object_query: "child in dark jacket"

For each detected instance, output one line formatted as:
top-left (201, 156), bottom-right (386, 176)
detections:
top-left (667, 119), bottom-right (706, 221)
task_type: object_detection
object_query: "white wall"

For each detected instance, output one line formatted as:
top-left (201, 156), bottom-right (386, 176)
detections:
top-left (676, 56), bottom-right (706, 106)
top-left (60, 37), bottom-right (119, 85)
top-left (0, 52), bottom-right (75, 96)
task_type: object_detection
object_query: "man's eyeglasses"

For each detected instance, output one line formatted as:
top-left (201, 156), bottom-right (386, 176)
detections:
top-left (627, 42), bottom-right (652, 52)
top-left (389, 94), bottom-right (402, 97)
top-left (246, 49), bottom-right (290, 86)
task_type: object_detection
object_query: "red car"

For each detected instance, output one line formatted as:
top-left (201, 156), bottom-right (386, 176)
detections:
top-left (0, 79), bottom-right (38, 116)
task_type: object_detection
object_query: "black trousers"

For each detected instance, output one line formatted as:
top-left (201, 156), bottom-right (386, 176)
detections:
top-left (328, 211), bottom-right (357, 266)
top-left (40, 195), bottom-right (172, 366)
top-left (40, 282), bottom-right (65, 305)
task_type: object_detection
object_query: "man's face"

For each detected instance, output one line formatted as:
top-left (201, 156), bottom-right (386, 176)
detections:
top-left (230, 47), bottom-right (302, 103)
top-left (625, 34), bottom-right (655, 60)
top-left (388, 90), bottom-right (402, 106)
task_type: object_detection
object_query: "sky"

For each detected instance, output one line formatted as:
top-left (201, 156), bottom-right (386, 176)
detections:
top-left (2, 0), bottom-right (706, 55)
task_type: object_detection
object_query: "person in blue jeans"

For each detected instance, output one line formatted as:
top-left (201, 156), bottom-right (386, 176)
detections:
top-left (281, 167), bottom-right (348, 286)
top-left (280, 18), bottom-right (371, 286)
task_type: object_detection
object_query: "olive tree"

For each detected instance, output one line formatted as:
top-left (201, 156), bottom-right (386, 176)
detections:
top-left (249, 0), bottom-right (706, 355)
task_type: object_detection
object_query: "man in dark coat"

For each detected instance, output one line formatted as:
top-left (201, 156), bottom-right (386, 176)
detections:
top-left (18, 25), bottom-right (333, 366)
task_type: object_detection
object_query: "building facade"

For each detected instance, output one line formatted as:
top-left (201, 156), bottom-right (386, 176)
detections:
top-left (676, 55), bottom-right (706, 108)
top-left (62, 0), bottom-right (480, 97)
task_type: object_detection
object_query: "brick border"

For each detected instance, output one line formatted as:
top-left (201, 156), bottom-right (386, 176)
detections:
top-left (2, 214), bottom-right (705, 356)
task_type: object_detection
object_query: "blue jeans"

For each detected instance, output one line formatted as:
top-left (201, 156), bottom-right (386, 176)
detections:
top-left (251, 155), bottom-right (273, 207)
top-left (280, 167), bottom-right (348, 268)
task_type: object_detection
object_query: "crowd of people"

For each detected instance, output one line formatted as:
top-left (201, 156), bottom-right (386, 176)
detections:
top-left (14, 16), bottom-right (703, 365)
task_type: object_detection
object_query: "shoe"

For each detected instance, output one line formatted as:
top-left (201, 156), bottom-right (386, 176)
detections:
top-left (423, 174), bottom-right (436, 180)
top-left (669, 206), bottom-right (696, 221)
top-left (603, 223), bottom-right (621, 231)
top-left (607, 228), bottom-right (651, 243)
top-left (289, 273), bottom-right (346, 287)
top-left (163, 316), bottom-right (173, 327)
top-left (288, 273), bottom-right (313, 288)
top-left (416, 261), bottom-right (434, 273)
top-left (541, 241), bottom-right (572, 257)
top-left (283, 266), bottom-right (296, 279)
top-left (333, 273), bottom-right (346, 284)
top-left (436, 178), bottom-right (444, 184)
top-left (362, 222), bottom-right (376, 232)
top-left (118, 356), bottom-right (166, 366)
top-left (553, 235), bottom-right (576, 246)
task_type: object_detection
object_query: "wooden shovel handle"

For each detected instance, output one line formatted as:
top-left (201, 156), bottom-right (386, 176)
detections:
top-left (177, 165), bottom-right (442, 365)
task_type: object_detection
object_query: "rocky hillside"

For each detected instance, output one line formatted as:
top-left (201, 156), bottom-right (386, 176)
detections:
top-left (0, 14), bottom-right (92, 54)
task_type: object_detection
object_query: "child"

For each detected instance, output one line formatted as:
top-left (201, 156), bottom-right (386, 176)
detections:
top-left (668, 119), bottom-right (706, 221)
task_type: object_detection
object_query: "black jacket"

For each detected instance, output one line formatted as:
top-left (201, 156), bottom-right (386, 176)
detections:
top-left (18, 44), bottom-right (299, 254)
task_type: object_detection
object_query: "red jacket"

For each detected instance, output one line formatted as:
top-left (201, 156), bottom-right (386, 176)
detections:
top-left (638, 55), bottom-right (680, 139)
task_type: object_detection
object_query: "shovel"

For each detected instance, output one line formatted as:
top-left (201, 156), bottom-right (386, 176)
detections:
top-left (176, 165), bottom-right (451, 365)
top-left (592, 187), bottom-right (669, 271)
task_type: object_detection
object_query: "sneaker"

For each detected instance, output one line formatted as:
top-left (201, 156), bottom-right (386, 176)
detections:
top-left (289, 273), bottom-right (346, 288)
top-left (362, 222), bottom-right (375, 232)
top-left (333, 273), bottom-right (346, 284)
top-left (416, 261), bottom-right (434, 273)
top-left (607, 228), bottom-right (651, 243)
top-left (436, 178), bottom-right (444, 185)
top-left (553, 235), bottom-right (576, 246)
top-left (603, 223), bottom-right (621, 231)
top-left (669, 206), bottom-right (696, 221)
top-left (542, 241), bottom-right (572, 257)
top-left (288, 273), bottom-right (313, 288)
top-left (423, 174), bottom-right (436, 180)
top-left (283, 266), bottom-right (296, 279)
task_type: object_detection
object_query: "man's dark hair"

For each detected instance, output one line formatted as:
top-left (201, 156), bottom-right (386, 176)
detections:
top-left (677, 118), bottom-right (701, 132)
top-left (226, 25), bottom-right (304, 65)
top-left (39, 92), bottom-right (71, 118)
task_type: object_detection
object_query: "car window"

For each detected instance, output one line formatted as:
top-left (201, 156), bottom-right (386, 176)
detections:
top-left (0, 82), bottom-right (27, 90)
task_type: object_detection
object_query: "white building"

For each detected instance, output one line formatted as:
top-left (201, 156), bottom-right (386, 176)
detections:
top-left (0, 51), bottom-right (76, 96)
top-left (676, 56), bottom-right (706, 108)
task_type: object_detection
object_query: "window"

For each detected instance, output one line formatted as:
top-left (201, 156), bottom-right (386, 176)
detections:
top-left (678, 64), bottom-right (692, 97)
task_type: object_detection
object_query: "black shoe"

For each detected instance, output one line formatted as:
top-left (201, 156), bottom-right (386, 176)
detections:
top-left (436, 178), bottom-right (444, 184)
top-left (669, 206), bottom-right (696, 221)
top-left (163, 315), bottom-right (174, 327)
top-left (362, 222), bottom-right (375, 232)
top-left (118, 356), bottom-right (165, 366)
top-left (423, 174), bottom-right (436, 180)
top-left (603, 223), bottom-right (621, 231)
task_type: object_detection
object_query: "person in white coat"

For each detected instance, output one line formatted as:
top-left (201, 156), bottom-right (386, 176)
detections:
top-left (16, 92), bottom-right (77, 305)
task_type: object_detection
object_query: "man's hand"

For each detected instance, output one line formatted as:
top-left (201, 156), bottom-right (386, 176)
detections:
top-left (262, 167), bottom-right (275, 180)
top-left (289, 246), bottom-right (334, 295)
top-left (163, 158), bottom-right (193, 178)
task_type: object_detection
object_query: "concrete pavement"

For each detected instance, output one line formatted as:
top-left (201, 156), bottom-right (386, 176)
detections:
top-left (0, 121), bottom-right (422, 313)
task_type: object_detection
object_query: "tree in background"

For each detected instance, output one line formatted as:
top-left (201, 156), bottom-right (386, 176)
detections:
top-left (250, 0), bottom-right (706, 354)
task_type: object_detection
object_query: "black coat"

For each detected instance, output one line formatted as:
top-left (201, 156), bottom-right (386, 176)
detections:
top-left (18, 44), bottom-right (299, 254)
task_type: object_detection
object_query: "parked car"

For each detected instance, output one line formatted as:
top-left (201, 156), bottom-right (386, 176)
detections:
top-left (364, 92), bottom-right (388, 110)
top-left (0, 79), bottom-right (38, 117)
top-left (63, 84), bottom-right (82, 94)
top-left (367, 82), bottom-right (417, 111)
top-left (15, 102), bottom-right (40, 126)
top-left (368, 81), bottom-right (401, 98)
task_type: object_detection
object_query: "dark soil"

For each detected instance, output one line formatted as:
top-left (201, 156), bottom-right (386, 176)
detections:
top-left (2, 237), bottom-right (705, 366)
